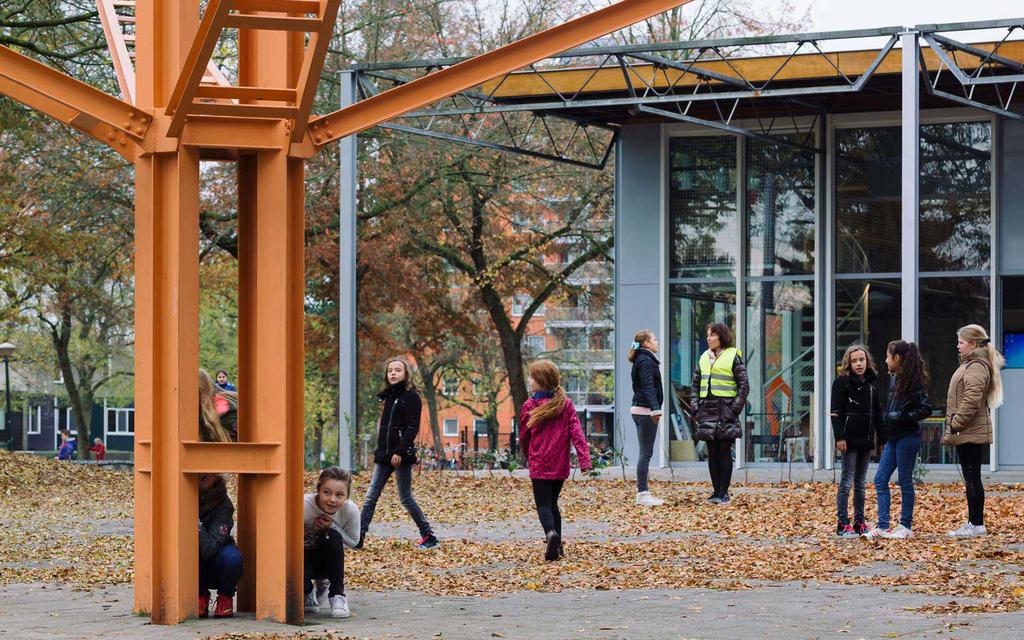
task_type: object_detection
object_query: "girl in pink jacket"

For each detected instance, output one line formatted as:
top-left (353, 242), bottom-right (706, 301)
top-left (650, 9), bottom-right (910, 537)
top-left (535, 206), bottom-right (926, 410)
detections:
top-left (519, 359), bottom-right (593, 561)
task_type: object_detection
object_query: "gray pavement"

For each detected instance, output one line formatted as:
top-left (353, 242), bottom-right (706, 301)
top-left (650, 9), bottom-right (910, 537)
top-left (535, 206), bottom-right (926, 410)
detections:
top-left (1, 581), bottom-right (1020, 640)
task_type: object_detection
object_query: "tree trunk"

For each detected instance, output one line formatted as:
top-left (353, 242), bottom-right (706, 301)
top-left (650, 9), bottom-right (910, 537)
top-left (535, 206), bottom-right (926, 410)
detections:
top-left (417, 364), bottom-right (446, 461)
top-left (311, 416), bottom-right (324, 468)
top-left (49, 315), bottom-right (95, 460)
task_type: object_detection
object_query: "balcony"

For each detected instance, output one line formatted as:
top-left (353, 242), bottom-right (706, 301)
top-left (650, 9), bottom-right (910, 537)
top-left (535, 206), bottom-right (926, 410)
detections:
top-left (544, 306), bottom-right (613, 327)
top-left (551, 349), bottom-right (614, 367)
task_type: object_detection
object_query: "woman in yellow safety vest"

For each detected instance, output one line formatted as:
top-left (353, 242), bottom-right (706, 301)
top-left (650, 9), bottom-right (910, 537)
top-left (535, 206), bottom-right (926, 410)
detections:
top-left (691, 322), bottom-right (749, 504)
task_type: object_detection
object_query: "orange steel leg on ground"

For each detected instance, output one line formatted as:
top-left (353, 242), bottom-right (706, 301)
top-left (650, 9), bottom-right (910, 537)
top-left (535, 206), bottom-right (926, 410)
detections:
top-left (0, 0), bottom-right (693, 625)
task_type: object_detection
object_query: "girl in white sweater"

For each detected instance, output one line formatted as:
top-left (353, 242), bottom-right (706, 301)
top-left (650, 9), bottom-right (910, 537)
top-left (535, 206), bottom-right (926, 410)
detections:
top-left (304, 466), bottom-right (360, 618)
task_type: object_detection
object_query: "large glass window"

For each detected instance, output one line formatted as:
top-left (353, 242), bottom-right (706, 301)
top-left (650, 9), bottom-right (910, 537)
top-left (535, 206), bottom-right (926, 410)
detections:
top-left (836, 127), bottom-right (902, 274)
top-left (920, 122), bottom-right (991, 272)
top-left (745, 280), bottom-right (815, 463)
top-left (668, 283), bottom-right (736, 462)
top-left (669, 136), bottom-right (738, 279)
top-left (834, 279), bottom-right (901, 393)
top-left (918, 276), bottom-right (990, 463)
top-left (747, 137), bottom-right (816, 276)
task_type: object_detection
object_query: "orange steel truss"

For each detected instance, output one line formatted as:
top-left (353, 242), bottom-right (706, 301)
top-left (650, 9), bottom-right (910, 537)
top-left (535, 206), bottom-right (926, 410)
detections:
top-left (0, 0), bottom-right (692, 625)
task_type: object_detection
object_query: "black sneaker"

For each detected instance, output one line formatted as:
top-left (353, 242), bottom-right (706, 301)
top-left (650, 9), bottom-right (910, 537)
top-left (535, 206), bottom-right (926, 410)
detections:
top-left (558, 541), bottom-right (565, 558)
top-left (417, 534), bottom-right (439, 550)
top-left (718, 494), bottom-right (730, 504)
top-left (707, 493), bottom-right (720, 503)
top-left (353, 533), bottom-right (364, 550)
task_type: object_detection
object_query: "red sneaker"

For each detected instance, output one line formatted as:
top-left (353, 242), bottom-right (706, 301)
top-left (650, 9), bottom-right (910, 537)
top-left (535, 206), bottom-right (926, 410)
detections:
top-left (213, 594), bottom-right (234, 618)
top-left (198, 594), bottom-right (210, 619)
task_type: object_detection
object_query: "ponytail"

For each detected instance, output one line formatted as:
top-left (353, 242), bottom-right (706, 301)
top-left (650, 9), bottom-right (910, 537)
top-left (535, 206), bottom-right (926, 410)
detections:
top-left (628, 329), bottom-right (654, 363)
top-left (957, 324), bottom-right (1005, 408)
top-left (887, 340), bottom-right (930, 399)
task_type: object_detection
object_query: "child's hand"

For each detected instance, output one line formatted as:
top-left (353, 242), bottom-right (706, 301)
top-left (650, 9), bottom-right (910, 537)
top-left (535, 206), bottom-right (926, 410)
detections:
top-left (314, 515), bottom-right (333, 530)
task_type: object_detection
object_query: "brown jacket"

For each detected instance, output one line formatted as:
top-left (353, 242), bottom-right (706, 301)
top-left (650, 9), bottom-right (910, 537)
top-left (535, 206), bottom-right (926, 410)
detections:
top-left (943, 350), bottom-right (993, 446)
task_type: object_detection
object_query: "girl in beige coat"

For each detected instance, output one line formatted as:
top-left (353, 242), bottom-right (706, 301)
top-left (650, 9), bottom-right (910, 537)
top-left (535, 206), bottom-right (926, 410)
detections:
top-left (943, 324), bottom-right (1004, 538)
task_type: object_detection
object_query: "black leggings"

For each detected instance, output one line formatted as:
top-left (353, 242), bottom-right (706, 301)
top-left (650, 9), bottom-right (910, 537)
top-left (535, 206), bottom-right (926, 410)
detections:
top-left (706, 440), bottom-right (734, 497)
top-left (531, 479), bottom-right (565, 536)
top-left (956, 443), bottom-right (987, 526)
top-left (304, 529), bottom-right (345, 597)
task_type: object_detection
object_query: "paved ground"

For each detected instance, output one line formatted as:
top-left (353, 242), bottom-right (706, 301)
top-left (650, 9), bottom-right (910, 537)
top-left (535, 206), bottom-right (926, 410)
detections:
top-left (2, 580), bottom-right (1022, 640)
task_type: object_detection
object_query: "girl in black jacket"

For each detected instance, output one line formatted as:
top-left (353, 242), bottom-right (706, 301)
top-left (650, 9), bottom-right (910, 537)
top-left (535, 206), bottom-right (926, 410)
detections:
top-left (198, 473), bottom-right (243, 618)
top-left (830, 345), bottom-right (882, 537)
top-left (357, 357), bottom-right (438, 550)
top-left (629, 329), bottom-right (665, 506)
top-left (863, 340), bottom-right (932, 540)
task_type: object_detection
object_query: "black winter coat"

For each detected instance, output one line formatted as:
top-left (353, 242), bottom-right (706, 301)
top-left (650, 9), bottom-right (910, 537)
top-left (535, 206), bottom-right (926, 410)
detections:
top-left (881, 377), bottom-right (932, 443)
top-left (374, 383), bottom-right (422, 465)
top-left (630, 349), bottom-right (664, 411)
top-left (830, 370), bottom-right (882, 450)
top-left (199, 476), bottom-right (236, 561)
top-left (691, 351), bottom-right (750, 441)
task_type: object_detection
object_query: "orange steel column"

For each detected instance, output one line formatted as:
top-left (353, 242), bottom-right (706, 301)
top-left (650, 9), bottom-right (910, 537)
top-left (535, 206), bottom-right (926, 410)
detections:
top-left (239, 23), bottom-right (306, 623)
top-left (234, 154), bottom-right (258, 614)
top-left (133, 0), bottom-right (202, 623)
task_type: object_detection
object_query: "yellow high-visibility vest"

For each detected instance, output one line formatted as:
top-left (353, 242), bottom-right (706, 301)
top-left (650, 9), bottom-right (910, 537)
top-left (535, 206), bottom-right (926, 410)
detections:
top-left (698, 348), bottom-right (739, 398)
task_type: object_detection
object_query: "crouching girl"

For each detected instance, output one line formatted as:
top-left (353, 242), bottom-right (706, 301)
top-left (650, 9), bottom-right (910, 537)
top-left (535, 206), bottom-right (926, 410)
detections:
top-left (304, 466), bottom-right (360, 618)
top-left (198, 473), bottom-right (243, 618)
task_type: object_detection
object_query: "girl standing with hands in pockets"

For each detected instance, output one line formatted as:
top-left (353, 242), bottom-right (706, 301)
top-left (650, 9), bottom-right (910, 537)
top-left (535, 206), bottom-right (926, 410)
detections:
top-left (629, 330), bottom-right (665, 506)
top-left (943, 324), bottom-right (1003, 538)
top-left (519, 360), bottom-right (593, 562)
top-left (862, 340), bottom-right (931, 540)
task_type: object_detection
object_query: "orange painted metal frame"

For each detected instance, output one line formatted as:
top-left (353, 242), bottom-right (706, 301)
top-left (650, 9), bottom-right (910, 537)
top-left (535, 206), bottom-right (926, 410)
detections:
top-left (0, 0), bottom-right (692, 625)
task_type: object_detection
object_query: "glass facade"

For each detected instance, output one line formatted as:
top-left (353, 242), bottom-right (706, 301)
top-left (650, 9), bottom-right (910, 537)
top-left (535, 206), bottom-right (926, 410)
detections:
top-left (665, 118), bottom-right (995, 468)
top-left (669, 136), bottom-right (739, 279)
top-left (668, 283), bottom-right (736, 462)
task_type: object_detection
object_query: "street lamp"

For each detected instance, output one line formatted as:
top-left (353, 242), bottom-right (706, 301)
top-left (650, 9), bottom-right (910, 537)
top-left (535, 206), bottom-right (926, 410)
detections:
top-left (0, 342), bottom-right (15, 451)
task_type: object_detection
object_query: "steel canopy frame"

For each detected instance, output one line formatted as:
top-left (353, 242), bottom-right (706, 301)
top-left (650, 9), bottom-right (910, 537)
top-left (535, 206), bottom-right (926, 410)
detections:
top-left (0, 0), bottom-right (696, 626)
top-left (343, 20), bottom-right (1024, 166)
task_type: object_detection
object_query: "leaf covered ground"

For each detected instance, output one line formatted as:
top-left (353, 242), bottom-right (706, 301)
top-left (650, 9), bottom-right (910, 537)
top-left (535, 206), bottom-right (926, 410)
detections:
top-left (2, 451), bottom-right (1023, 619)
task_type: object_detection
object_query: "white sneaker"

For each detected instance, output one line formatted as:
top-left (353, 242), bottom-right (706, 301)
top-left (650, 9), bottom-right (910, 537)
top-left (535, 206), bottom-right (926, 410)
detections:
top-left (329, 594), bottom-right (350, 619)
top-left (304, 590), bottom-right (320, 613)
top-left (315, 579), bottom-right (330, 605)
top-left (861, 526), bottom-right (888, 539)
top-left (881, 524), bottom-right (913, 539)
top-left (947, 522), bottom-right (987, 538)
top-left (636, 491), bottom-right (664, 506)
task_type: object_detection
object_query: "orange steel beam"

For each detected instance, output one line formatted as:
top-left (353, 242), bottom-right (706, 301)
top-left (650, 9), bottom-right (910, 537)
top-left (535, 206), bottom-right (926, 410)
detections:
top-left (0, 46), bottom-right (150, 149)
top-left (290, 0), bottom-right (341, 142)
top-left (96, 0), bottom-right (137, 103)
top-left (307, 0), bottom-right (694, 146)
top-left (165, 0), bottom-right (233, 136)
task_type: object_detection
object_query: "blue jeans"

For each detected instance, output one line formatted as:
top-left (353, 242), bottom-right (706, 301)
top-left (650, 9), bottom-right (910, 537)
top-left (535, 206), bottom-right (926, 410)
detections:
top-left (360, 463), bottom-right (434, 538)
top-left (874, 432), bottom-right (921, 530)
top-left (198, 545), bottom-right (243, 597)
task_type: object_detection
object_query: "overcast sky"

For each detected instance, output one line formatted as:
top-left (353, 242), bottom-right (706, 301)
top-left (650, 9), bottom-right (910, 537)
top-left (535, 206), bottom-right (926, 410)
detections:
top-left (801, 0), bottom-right (1019, 31)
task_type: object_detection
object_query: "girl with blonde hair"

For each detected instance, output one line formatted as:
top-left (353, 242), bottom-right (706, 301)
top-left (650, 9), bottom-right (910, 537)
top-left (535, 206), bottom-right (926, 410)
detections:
top-left (943, 324), bottom-right (1004, 538)
top-left (628, 329), bottom-right (665, 506)
top-left (830, 344), bottom-right (882, 537)
top-left (199, 369), bottom-right (234, 443)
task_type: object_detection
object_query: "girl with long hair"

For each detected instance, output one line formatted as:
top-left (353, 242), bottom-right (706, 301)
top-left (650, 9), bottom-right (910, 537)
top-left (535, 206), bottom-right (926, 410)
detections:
top-left (357, 357), bottom-right (438, 550)
top-left (628, 329), bottom-right (665, 506)
top-left (519, 360), bottom-right (592, 561)
top-left (943, 324), bottom-right (1004, 538)
top-left (830, 345), bottom-right (882, 537)
top-left (199, 369), bottom-right (235, 443)
top-left (863, 341), bottom-right (932, 540)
